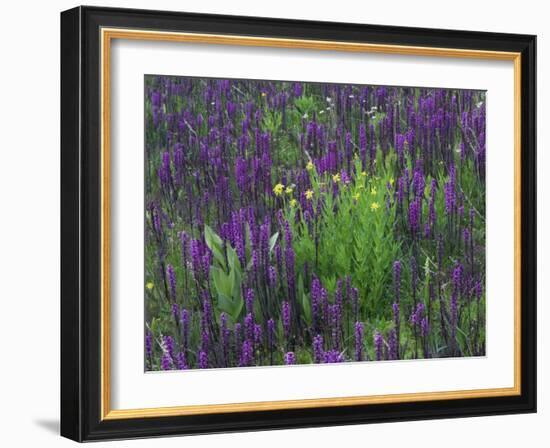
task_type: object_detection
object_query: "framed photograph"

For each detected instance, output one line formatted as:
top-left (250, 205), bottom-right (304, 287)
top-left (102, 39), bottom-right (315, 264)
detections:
top-left (60, 6), bottom-right (536, 441)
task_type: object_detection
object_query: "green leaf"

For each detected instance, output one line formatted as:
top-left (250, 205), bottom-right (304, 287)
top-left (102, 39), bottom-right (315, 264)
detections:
top-left (211, 245), bottom-right (226, 269)
top-left (302, 292), bottom-right (312, 325)
top-left (204, 224), bottom-right (223, 252)
top-left (269, 232), bottom-right (279, 253)
top-left (216, 292), bottom-right (240, 321)
top-left (211, 266), bottom-right (232, 298)
top-left (227, 245), bottom-right (241, 274)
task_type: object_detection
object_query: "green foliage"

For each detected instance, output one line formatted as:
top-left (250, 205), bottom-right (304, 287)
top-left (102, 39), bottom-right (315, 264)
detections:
top-left (205, 225), bottom-right (244, 321)
top-left (289, 158), bottom-right (400, 317)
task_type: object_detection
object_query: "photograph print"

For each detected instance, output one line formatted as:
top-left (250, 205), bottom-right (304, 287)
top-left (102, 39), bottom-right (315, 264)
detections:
top-left (144, 75), bottom-right (486, 371)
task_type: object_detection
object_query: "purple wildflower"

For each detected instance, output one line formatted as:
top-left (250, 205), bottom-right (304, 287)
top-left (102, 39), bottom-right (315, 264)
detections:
top-left (166, 264), bottom-right (177, 300)
top-left (161, 352), bottom-right (173, 370)
top-left (145, 331), bottom-right (153, 359)
top-left (198, 351), bottom-right (208, 369)
top-left (284, 352), bottom-right (296, 365)
top-left (388, 329), bottom-right (398, 360)
top-left (239, 340), bottom-right (253, 367)
top-left (176, 352), bottom-right (188, 370)
top-left (374, 331), bottom-right (384, 361)
top-left (282, 301), bottom-right (291, 338)
top-left (324, 350), bottom-right (344, 363)
top-left (245, 288), bottom-right (255, 315)
top-left (313, 334), bottom-right (324, 363)
top-left (354, 322), bottom-right (364, 361)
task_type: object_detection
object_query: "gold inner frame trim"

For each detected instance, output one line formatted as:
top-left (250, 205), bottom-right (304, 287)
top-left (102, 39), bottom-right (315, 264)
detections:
top-left (100, 27), bottom-right (522, 420)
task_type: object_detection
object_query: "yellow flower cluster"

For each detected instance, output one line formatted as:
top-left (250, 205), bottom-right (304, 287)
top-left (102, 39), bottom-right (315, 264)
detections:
top-left (146, 282), bottom-right (154, 290)
top-left (306, 161), bottom-right (315, 171)
top-left (273, 183), bottom-right (284, 196)
top-left (370, 202), bottom-right (380, 211)
top-left (332, 173), bottom-right (341, 183)
top-left (305, 189), bottom-right (314, 200)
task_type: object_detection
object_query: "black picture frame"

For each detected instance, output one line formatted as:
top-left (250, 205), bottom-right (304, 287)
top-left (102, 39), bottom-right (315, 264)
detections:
top-left (61, 5), bottom-right (536, 442)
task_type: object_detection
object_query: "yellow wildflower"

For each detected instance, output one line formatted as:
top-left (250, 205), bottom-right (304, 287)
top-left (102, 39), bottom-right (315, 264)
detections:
top-left (146, 282), bottom-right (154, 290)
top-left (370, 202), bottom-right (380, 211)
top-left (332, 173), bottom-right (341, 183)
top-left (389, 178), bottom-right (394, 185)
top-left (305, 189), bottom-right (314, 200)
top-left (285, 186), bottom-right (293, 195)
top-left (273, 183), bottom-right (284, 196)
top-left (261, 92), bottom-right (267, 97)
top-left (370, 187), bottom-right (378, 196)
top-left (306, 161), bottom-right (315, 171)
top-left (352, 192), bottom-right (360, 201)
top-left (361, 171), bottom-right (367, 177)
top-left (289, 199), bottom-right (298, 208)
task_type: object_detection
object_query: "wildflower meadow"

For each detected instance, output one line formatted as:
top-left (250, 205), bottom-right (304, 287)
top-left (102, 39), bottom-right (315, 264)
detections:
top-left (144, 75), bottom-right (486, 371)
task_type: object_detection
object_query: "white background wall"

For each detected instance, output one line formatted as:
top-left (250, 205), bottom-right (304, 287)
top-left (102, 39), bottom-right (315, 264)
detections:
top-left (0, 0), bottom-right (546, 446)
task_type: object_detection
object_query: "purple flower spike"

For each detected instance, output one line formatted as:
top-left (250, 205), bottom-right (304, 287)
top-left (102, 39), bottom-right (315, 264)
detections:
top-left (239, 340), bottom-right (254, 367)
top-left (163, 335), bottom-right (174, 359)
top-left (198, 351), bottom-right (208, 369)
top-left (161, 352), bottom-right (173, 370)
top-left (452, 263), bottom-right (464, 293)
top-left (145, 331), bottom-right (153, 359)
top-left (408, 198), bottom-right (421, 235)
top-left (166, 264), bottom-right (177, 300)
top-left (282, 301), bottom-right (291, 338)
top-left (313, 334), bottom-right (324, 363)
top-left (392, 302), bottom-right (400, 323)
top-left (324, 350), bottom-right (344, 363)
top-left (444, 181), bottom-right (456, 213)
top-left (374, 331), bottom-right (384, 361)
top-left (463, 228), bottom-right (471, 245)
top-left (176, 352), bottom-right (188, 370)
top-left (180, 308), bottom-right (189, 352)
top-left (268, 265), bottom-right (277, 289)
top-left (254, 324), bottom-right (263, 345)
top-left (245, 288), bottom-right (255, 315)
top-left (354, 322), bottom-right (364, 361)
top-left (244, 313), bottom-right (254, 341)
top-left (285, 352), bottom-right (296, 365)
top-left (420, 317), bottom-right (430, 337)
top-left (171, 302), bottom-right (179, 322)
top-left (388, 329), bottom-right (398, 360)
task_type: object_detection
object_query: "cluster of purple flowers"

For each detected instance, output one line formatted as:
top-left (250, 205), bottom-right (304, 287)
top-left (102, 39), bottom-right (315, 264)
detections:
top-left (144, 75), bottom-right (486, 371)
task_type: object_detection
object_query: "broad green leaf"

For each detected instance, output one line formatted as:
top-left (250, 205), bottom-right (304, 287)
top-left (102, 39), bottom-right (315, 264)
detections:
top-left (216, 291), bottom-right (243, 321)
top-left (211, 245), bottom-right (226, 269)
top-left (204, 224), bottom-right (223, 252)
top-left (211, 266), bottom-right (232, 298)
top-left (227, 245), bottom-right (241, 273)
